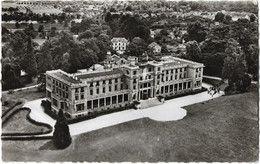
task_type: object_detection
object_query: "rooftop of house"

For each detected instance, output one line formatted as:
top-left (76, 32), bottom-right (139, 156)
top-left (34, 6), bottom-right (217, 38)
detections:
top-left (111, 37), bottom-right (128, 43)
top-left (148, 42), bottom-right (161, 48)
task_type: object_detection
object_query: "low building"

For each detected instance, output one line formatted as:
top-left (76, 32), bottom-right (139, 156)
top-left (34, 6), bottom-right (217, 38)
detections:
top-left (45, 56), bottom-right (204, 120)
top-left (111, 37), bottom-right (129, 55)
top-left (148, 42), bottom-right (162, 53)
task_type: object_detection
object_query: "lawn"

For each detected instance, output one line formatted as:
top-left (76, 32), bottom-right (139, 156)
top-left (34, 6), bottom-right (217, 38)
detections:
top-left (2, 89), bottom-right (258, 162)
top-left (2, 109), bottom-right (49, 134)
top-left (2, 87), bottom-right (45, 114)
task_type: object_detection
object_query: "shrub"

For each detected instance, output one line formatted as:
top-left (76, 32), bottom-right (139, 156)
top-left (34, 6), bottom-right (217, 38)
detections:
top-left (53, 109), bottom-right (72, 149)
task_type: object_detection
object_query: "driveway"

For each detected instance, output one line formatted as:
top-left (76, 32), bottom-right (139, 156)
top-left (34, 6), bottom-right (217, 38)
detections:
top-left (23, 82), bottom-right (224, 136)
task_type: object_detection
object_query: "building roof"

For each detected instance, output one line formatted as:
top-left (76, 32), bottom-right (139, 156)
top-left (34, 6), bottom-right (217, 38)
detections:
top-left (76, 68), bottom-right (123, 79)
top-left (51, 71), bottom-right (80, 84)
top-left (148, 42), bottom-right (161, 48)
top-left (111, 37), bottom-right (128, 43)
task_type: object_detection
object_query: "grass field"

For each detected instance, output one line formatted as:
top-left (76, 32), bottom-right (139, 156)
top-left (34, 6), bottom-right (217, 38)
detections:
top-left (2, 87), bottom-right (45, 114)
top-left (2, 89), bottom-right (258, 162)
top-left (2, 110), bottom-right (49, 134)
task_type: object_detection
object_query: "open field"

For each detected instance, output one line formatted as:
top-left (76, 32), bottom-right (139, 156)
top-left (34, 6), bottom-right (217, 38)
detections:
top-left (2, 89), bottom-right (258, 162)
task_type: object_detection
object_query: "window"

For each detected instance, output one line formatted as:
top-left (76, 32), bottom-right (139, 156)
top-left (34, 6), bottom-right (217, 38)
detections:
top-left (158, 67), bottom-right (160, 71)
top-left (133, 79), bottom-right (137, 83)
top-left (148, 67), bottom-right (152, 72)
top-left (47, 91), bottom-right (51, 98)
top-left (106, 97), bottom-right (111, 105)
top-left (100, 98), bottom-right (105, 107)
top-left (121, 84), bottom-right (123, 90)
top-left (124, 94), bottom-right (128, 101)
top-left (76, 104), bottom-right (84, 112)
top-left (118, 95), bottom-right (123, 103)
top-left (96, 88), bottom-right (99, 94)
top-left (179, 83), bottom-right (182, 90)
top-left (52, 98), bottom-right (58, 107)
top-left (75, 95), bottom-right (78, 100)
top-left (161, 87), bottom-right (164, 94)
top-left (133, 71), bottom-right (137, 75)
top-left (109, 86), bottom-right (111, 91)
top-left (170, 85), bottom-right (173, 91)
top-left (183, 82), bottom-right (187, 89)
top-left (81, 94), bottom-right (84, 99)
top-left (109, 79), bottom-right (112, 84)
top-left (115, 78), bottom-right (118, 83)
top-left (90, 89), bottom-right (93, 95)
top-left (60, 102), bottom-right (64, 109)
top-left (66, 86), bottom-right (68, 91)
top-left (103, 87), bottom-right (105, 93)
top-left (96, 81), bottom-right (99, 86)
top-left (93, 100), bottom-right (98, 108)
top-left (133, 85), bottom-right (136, 89)
top-left (103, 80), bottom-right (106, 84)
top-left (81, 87), bottom-right (84, 92)
top-left (175, 69), bottom-right (178, 73)
top-left (112, 96), bottom-right (117, 104)
top-left (157, 75), bottom-right (160, 79)
top-left (140, 77), bottom-right (143, 80)
top-left (75, 88), bottom-right (78, 92)
top-left (165, 86), bottom-right (169, 93)
top-left (115, 85), bottom-right (117, 91)
top-left (166, 70), bottom-right (169, 74)
top-left (87, 101), bottom-right (92, 109)
top-left (90, 82), bottom-right (93, 87)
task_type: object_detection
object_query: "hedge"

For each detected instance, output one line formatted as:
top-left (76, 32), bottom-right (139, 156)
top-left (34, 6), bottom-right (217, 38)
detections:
top-left (2, 107), bottom-right (53, 136)
top-left (1, 101), bottom-right (23, 118)
top-left (1, 136), bottom-right (52, 141)
top-left (202, 77), bottom-right (224, 87)
top-left (165, 87), bottom-right (208, 100)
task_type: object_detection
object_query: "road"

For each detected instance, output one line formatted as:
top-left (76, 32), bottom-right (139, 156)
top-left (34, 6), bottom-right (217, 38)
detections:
top-left (22, 82), bottom-right (224, 137)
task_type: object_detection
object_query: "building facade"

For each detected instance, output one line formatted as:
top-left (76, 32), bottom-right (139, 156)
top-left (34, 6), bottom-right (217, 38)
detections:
top-left (45, 56), bottom-right (204, 119)
top-left (111, 37), bottom-right (129, 54)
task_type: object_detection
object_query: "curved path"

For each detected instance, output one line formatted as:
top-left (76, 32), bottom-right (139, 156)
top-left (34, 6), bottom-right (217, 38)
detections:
top-left (22, 82), bottom-right (224, 136)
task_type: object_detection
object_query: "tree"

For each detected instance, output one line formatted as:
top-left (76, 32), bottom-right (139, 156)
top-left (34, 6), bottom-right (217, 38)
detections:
top-left (38, 24), bottom-right (44, 32)
top-left (15, 22), bottom-right (20, 29)
top-left (224, 14), bottom-right (232, 24)
top-left (125, 6), bottom-right (132, 11)
top-left (185, 41), bottom-right (202, 62)
top-left (187, 21), bottom-right (207, 43)
top-left (250, 14), bottom-right (256, 22)
top-left (28, 23), bottom-right (34, 31)
top-left (53, 109), bottom-right (72, 149)
top-left (127, 37), bottom-right (147, 57)
top-left (78, 30), bottom-right (94, 40)
top-left (215, 12), bottom-right (225, 22)
top-left (22, 37), bottom-right (37, 81)
top-left (37, 42), bottom-right (54, 74)
top-left (105, 12), bottom-right (112, 22)
top-left (222, 39), bottom-right (247, 89)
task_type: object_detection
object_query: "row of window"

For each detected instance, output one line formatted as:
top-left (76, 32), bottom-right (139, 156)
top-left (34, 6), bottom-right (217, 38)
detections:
top-left (162, 68), bottom-right (187, 74)
top-left (159, 82), bottom-right (192, 94)
top-left (89, 78), bottom-right (124, 87)
top-left (53, 79), bottom-right (68, 91)
top-left (75, 94), bottom-right (129, 111)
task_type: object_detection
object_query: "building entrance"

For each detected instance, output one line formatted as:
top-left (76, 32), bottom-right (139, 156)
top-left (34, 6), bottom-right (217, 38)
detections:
top-left (140, 89), bottom-right (151, 100)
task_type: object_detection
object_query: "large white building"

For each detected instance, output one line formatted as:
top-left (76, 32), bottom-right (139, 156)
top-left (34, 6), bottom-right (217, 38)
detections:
top-left (45, 56), bottom-right (204, 120)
